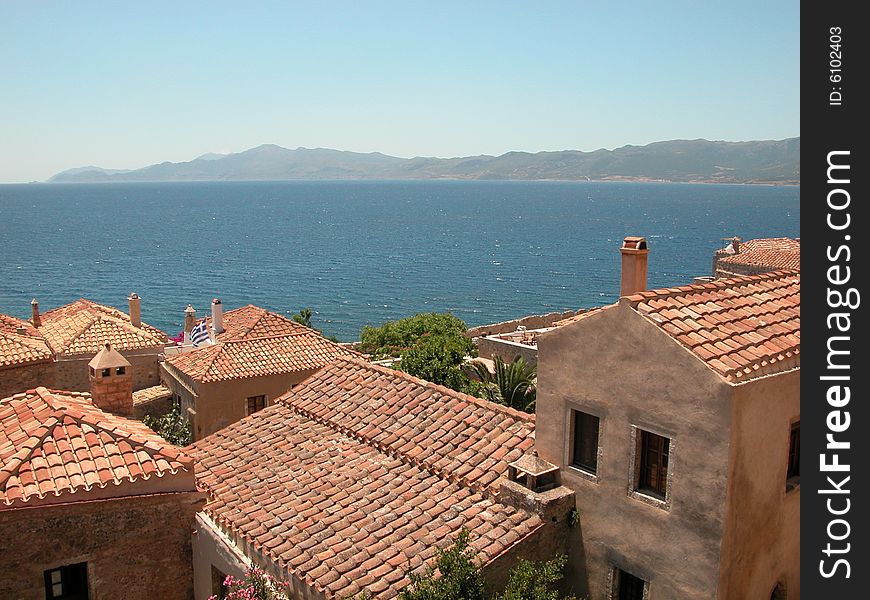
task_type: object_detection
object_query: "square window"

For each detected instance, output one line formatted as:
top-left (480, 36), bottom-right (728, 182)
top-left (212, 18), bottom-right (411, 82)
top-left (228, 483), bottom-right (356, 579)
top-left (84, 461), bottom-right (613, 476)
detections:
top-left (635, 429), bottom-right (670, 500)
top-left (115, 366), bottom-right (125, 375)
top-left (44, 562), bottom-right (88, 600)
top-left (786, 421), bottom-right (800, 491)
top-left (571, 410), bottom-right (600, 474)
top-left (101, 368), bottom-right (111, 377)
top-left (246, 395), bottom-right (266, 415)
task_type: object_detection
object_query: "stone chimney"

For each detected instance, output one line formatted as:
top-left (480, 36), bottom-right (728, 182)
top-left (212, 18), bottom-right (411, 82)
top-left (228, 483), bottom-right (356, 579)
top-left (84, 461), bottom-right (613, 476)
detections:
top-left (88, 343), bottom-right (133, 416)
top-left (499, 451), bottom-right (576, 522)
top-left (211, 298), bottom-right (224, 334)
top-left (184, 304), bottom-right (197, 333)
top-left (31, 299), bottom-right (41, 328)
top-left (619, 236), bottom-right (649, 297)
top-left (128, 292), bottom-right (141, 328)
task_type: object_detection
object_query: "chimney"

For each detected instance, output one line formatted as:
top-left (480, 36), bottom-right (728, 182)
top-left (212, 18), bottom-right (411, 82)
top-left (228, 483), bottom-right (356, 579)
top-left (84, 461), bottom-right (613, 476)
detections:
top-left (730, 236), bottom-right (741, 253)
top-left (88, 342), bottom-right (133, 416)
top-left (31, 299), bottom-right (41, 328)
top-left (619, 236), bottom-right (649, 296)
top-left (128, 292), bottom-right (141, 328)
top-left (184, 304), bottom-right (197, 333)
top-left (211, 298), bottom-right (224, 334)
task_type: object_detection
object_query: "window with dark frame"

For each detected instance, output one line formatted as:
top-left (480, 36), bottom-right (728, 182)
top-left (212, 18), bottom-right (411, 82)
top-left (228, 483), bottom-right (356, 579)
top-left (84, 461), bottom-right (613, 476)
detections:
top-left (101, 368), bottom-right (111, 377)
top-left (636, 429), bottom-right (670, 499)
top-left (115, 366), bottom-right (125, 375)
top-left (786, 420), bottom-right (800, 490)
top-left (615, 568), bottom-right (646, 600)
top-left (44, 562), bottom-right (89, 600)
top-left (571, 410), bottom-right (600, 474)
top-left (246, 395), bottom-right (266, 415)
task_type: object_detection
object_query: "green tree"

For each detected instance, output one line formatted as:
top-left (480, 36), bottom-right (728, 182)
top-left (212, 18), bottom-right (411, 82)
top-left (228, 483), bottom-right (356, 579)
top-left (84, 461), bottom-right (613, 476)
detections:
top-left (494, 555), bottom-right (576, 600)
top-left (468, 355), bottom-right (537, 412)
top-left (358, 313), bottom-right (478, 394)
top-left (143, 402), bottom-right (192, 446)
top-left (399, 529), bottom-right (485, 600)
top-left (399, 529), bottom-right (577, 600)
top-left (292, 307), bottom-right (313, 328)
top-left (359, 312), bottom-right (471, 358)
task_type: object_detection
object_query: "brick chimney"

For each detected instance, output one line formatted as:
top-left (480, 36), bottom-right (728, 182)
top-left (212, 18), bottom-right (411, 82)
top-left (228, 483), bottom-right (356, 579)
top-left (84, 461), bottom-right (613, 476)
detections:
top-left (31, 299), bottom-right (41, 328)
top-left (88, 343), bottom-right (133, 416)
top-left (184, 304), bottom-right (197, 333)
top-left (211, 298), bottom-right (224, 334)
top-left (619, 236), bottom-right (649, 297)
top-left (128, 292), bottom-right (141, 328)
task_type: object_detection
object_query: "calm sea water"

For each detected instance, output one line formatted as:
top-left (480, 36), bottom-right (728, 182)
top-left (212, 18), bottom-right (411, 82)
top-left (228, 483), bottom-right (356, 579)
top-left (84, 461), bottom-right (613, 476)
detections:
top-left (0, 181), bottom-right (799, 341)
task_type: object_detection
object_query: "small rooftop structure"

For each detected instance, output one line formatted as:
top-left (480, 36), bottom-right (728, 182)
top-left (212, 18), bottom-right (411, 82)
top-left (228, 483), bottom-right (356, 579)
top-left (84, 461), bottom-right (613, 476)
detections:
top-left (87, 342), bottom-right (132, 371)
top-left (0, 387), bottom-right (195, 509)
top-left (713, 237), bottom-right (800, 278)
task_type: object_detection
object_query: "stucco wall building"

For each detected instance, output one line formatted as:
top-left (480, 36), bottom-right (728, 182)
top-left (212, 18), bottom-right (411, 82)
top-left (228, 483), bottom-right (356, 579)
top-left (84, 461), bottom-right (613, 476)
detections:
top-left (534, 238), bottom-right (800, 599)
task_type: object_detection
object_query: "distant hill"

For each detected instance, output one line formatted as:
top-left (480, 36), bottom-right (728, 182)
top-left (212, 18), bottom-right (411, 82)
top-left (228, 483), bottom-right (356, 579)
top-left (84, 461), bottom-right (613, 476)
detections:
top-left (48, 138), bottom-right (800, 184)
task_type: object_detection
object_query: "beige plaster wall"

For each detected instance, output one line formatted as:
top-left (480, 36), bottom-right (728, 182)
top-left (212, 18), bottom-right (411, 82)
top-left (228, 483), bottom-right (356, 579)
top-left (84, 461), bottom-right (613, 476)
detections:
top-left (161, 364), bottom-right (318, 441)
top-left (535, 303), bottom-right (733, 599)
top-left (718, 370), bottom-right (800, 599)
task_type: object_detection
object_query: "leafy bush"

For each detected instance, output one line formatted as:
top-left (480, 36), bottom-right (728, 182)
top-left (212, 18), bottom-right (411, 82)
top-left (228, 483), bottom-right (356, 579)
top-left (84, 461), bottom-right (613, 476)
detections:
top-left (142, 402), bottom-right (192, 446)
top-left (359, 313), bottom-right (471, 358)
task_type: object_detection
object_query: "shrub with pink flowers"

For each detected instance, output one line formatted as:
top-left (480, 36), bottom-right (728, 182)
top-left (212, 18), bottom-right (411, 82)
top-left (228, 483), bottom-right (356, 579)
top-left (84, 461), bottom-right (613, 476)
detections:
top-left (207, 566), bottom-right (291, 600)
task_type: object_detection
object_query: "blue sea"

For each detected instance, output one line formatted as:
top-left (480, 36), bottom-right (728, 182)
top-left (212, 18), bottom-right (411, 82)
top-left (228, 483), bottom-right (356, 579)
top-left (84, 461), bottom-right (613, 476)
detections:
top-left (0, 181), bottom-right (799, 341)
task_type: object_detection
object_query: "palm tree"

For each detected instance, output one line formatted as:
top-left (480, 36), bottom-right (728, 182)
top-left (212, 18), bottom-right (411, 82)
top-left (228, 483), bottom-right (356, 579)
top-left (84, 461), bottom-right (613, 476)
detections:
top-left (468, 355), bottom-right (537, 413)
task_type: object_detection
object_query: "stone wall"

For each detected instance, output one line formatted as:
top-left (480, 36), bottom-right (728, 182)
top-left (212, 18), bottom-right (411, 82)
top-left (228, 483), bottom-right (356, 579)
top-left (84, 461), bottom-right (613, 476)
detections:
top-left (53, 350), bottom-right (162, 392)
top-left (0, 491), bottom-right (204, 600)
top-left (467, 310), bottom-right (583, 339)
top-left (0, 361), bottom-right (54, 398)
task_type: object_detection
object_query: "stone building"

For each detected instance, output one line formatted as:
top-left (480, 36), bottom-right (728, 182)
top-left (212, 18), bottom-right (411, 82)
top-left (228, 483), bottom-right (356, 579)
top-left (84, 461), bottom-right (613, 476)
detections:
top-left (161, 304), bottom-right (361, 441)
top-left (0, 387), bottom-right (204, 599)
top-left (534, 238), bottom-right (800, 599)
top-left (0, 295), bottom-right (167, 397)
top-left (712, 236), bottom-right (800, 278)
top-left (188, 357), bottom-right (575, 599)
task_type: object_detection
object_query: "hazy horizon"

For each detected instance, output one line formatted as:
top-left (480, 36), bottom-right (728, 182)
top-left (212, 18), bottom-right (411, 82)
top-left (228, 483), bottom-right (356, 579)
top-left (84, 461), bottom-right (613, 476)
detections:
top-left (1, 1), bottom-right (799, 183)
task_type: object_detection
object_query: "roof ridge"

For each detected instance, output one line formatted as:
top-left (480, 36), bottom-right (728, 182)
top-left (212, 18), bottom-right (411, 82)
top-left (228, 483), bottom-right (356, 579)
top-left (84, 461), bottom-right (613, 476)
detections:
top-left (622, 270), bottom-right (799, 306)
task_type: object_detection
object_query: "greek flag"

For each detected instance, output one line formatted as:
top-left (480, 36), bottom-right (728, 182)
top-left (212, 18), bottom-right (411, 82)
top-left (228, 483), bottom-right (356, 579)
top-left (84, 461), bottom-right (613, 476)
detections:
top-left (190, 319), bottom-right (211, 347)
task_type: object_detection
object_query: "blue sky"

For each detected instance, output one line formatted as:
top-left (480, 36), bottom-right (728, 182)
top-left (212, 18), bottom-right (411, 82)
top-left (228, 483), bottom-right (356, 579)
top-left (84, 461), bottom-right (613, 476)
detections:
top-left (0, 1), bottom-right (799, 182)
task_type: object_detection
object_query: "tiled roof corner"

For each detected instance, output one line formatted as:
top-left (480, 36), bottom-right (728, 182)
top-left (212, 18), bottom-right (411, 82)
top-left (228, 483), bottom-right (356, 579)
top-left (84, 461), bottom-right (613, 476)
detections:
top-left (0, 314), bottom-right (53, 368)
top-left (717, 237), bottom-right (800, 272)
top-left (37, 299), bottom-right (167, 356)
top-left (624, 271), bottom-right (800, 382)
top-left (0, 387), bottom-right (194, 507)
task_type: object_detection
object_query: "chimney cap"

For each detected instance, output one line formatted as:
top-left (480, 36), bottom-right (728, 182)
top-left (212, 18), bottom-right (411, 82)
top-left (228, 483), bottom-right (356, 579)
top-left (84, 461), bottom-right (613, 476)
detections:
top-left (184, 304), bottom-right (196, 314)
top-left (128, 292), bottom-right (140, 299)
top-left (31, 298), bottom-right (39, 305)
top-left (621, 236), bottom-right (648, 251)
top-left (212, 298), bottom-right (222, 305)
top-left (88, 342), bottom-right (132, 370)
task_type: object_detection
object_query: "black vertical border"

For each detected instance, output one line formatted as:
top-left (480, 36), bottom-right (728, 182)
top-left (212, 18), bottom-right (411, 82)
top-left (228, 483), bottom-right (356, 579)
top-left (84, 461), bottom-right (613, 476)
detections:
top-left (802, 2), bottom-right (865, 596)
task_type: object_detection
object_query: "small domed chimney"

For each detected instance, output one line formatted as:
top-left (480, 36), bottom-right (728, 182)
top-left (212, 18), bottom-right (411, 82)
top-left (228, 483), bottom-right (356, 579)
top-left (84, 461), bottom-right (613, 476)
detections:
top-left (619, 236), bottom-right (649, 297)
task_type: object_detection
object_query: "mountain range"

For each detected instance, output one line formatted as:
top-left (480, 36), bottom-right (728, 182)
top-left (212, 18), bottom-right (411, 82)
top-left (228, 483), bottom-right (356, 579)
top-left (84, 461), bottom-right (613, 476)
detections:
top-left (48, 138), bottom-right (800, 184)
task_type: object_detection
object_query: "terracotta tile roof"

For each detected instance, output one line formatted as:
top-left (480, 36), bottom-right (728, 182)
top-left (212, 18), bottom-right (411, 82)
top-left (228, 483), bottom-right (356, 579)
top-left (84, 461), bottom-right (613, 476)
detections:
top-left (284, 358), bottom-right (536, 493)
top-left (0, 314), bottom-right (53, 369)
top-left (132, 385), bottom-right (173, 407)
top-left (0, 387), bottom-right (193, 508)
top-left (717, 237), bottom-right (800, 273)
top-left (38, 299), bottom-right (167, 356)
top-left (212, 304), bottom-right (311, 341)
top-left (166, 306), bottom-right (362, 383)
top-left (552, 304), bottom-right (615, 327)
top-left (624, 271), bottom-right (800, 382)
top-left (165, 331), bottom-right (363, 383)
top-left (189, 358), bottom-right (542, 599)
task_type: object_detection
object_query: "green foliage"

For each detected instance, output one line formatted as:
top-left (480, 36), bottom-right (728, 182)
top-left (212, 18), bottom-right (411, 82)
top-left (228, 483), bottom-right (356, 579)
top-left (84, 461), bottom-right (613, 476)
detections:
top-left (399, 530), bottom-right (576, 600)
top-left (467, 355), bottom-right (537, 413)
top-left (358, 313), bottom-right (477, 394)
top-left (292, 307), bottom-right (313, 328)
top-left (359, 312), bottom-right (471, 358)
top-left (142, 402), bottom-right (192, 446)
top-left (400, 529), bottom-right (485, 600)
top-left (400, 333), bottom-right (476, 392)
top-left (567, 508), bottom-right (580, 527)
top-left (494, 555), bottom-right (576, 600)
